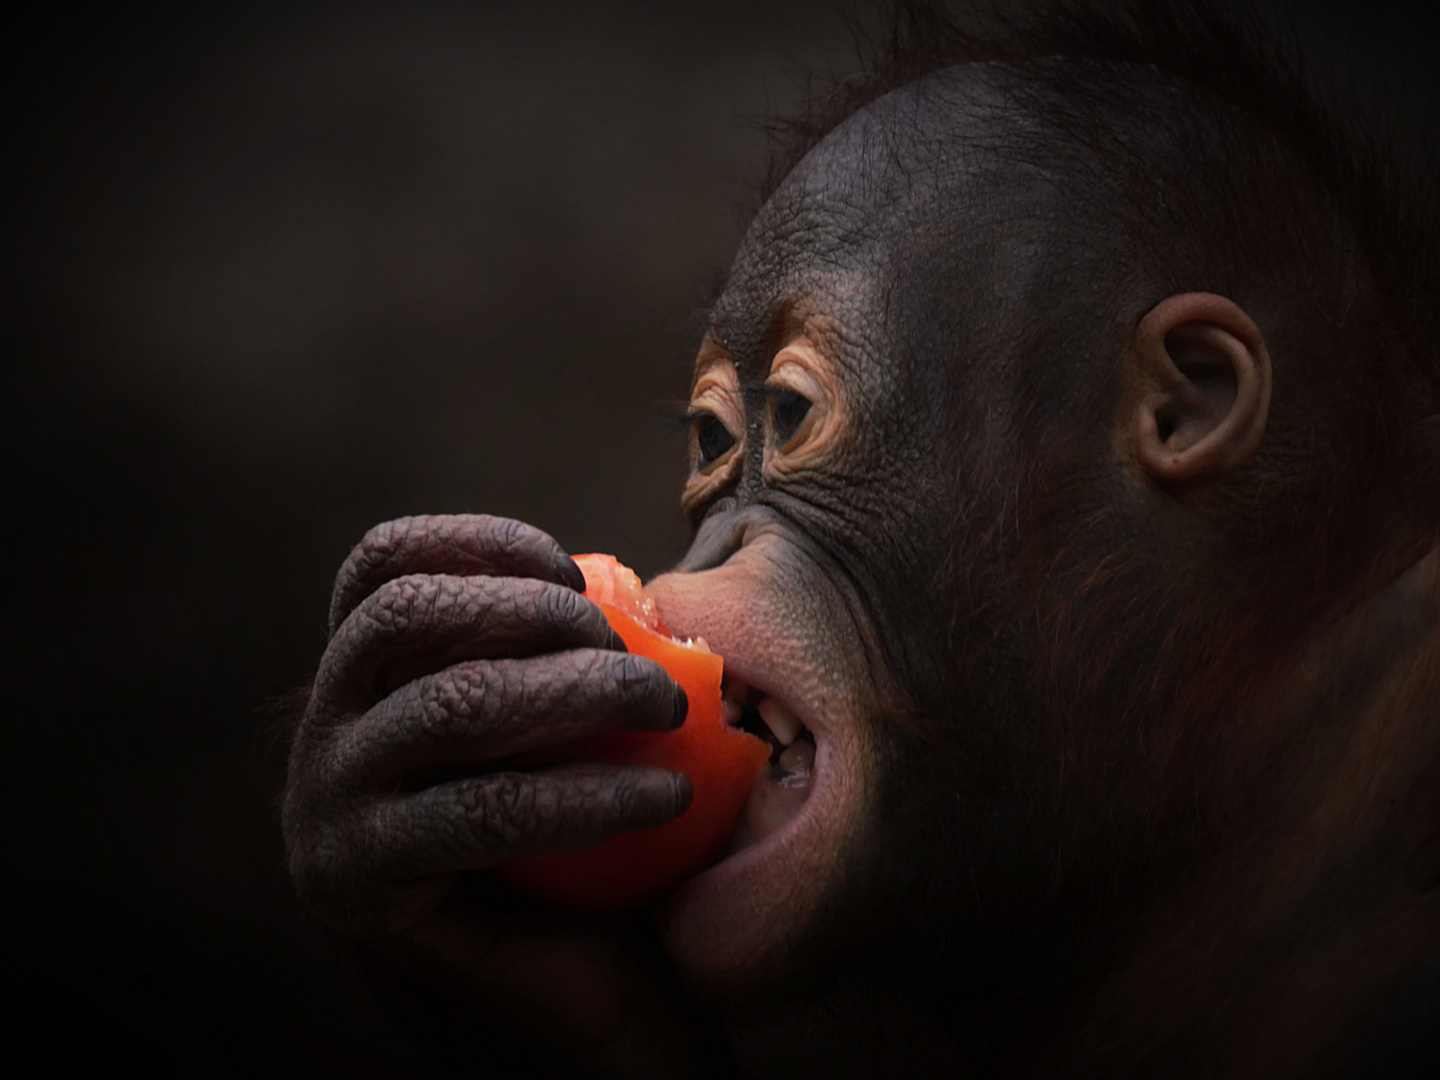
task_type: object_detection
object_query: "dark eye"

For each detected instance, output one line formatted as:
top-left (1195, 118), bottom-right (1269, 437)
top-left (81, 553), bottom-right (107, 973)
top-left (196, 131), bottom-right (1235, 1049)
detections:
top-left (770, 388), bottom-right (812, 446)
top-left (694, 412), bottom-right (737, 469)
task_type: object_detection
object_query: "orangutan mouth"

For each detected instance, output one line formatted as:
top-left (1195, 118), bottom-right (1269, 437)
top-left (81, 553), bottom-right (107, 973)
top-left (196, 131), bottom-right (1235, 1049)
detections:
top-left (721, 676), bottom-right (817, 853)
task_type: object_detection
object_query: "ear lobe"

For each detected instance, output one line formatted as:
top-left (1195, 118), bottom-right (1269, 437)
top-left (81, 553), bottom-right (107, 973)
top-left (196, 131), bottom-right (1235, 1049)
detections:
top-left (1121, 292), bottom-right (1272, 487)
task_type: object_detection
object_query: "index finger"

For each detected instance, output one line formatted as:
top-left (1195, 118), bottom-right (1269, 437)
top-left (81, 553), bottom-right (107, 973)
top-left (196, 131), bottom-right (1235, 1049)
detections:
top-left (330, 515), bottom-right (585, 636)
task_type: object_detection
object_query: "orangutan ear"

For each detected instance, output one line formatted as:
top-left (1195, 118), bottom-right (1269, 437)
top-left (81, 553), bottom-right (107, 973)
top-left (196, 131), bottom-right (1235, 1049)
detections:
top-left (1119, 292), bottom-right (1272, 487)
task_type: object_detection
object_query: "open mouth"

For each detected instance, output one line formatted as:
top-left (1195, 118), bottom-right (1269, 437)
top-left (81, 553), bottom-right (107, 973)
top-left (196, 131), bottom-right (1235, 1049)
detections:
top-left (720, 674), bottom-right (817, 855)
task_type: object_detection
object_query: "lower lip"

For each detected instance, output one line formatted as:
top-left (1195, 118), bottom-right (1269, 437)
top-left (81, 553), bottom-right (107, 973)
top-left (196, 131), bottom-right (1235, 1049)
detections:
top-left (668, 734), bottom-right (829, 906)
top-left (724, 752), bottom-right (816, 855)
top-left (657, 737), bottom-right (836, 984)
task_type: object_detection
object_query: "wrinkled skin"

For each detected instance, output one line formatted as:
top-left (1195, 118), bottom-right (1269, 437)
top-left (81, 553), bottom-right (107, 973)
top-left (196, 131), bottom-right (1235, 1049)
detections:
top-left (284, 64), bottom-right (1440, 1078)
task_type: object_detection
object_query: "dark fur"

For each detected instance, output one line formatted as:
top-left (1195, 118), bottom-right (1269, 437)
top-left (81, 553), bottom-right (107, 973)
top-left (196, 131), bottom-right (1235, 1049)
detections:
top-left (283, 4), bottom-right (1440, 1075)
top-left (734, 3), bottom-right (1440, 1072)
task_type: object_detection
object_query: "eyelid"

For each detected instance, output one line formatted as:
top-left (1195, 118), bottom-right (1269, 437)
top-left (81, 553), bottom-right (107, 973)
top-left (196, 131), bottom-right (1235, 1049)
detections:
top-left (764, 361), bottom-right (825, 403)
top-left (689, 392), bottom-right (744, 430)
top-left (688, 411), bottom-right (738, 476)
top-left (683, 360), bottom-right (744, 512)
top-left (691, 367), bottom-right (744, 430)
top-left (763, 338), bottom-right (843, 473)
top-left (764, 380), bottom-right (817, 453)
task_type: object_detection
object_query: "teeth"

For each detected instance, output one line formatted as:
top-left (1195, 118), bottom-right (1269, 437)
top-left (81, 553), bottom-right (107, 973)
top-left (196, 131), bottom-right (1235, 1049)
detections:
top-left (777, 737), bottom-right (815, 775)
top-left (757, 697), bottom-right (802, 747)
top-left (721, 676), bottom-right (749, 728)
top-left (722, 697), bottom-right (743, 728)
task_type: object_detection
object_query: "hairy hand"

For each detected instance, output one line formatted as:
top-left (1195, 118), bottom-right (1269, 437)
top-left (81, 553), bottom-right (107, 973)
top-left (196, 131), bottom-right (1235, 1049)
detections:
top-left (282, 515), bottom-right (715, 1074)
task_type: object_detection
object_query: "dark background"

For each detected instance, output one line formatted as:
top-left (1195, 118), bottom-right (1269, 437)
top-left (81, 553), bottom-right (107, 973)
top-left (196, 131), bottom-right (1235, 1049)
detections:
top-left (3, 1), bottom-right (1436, 1074)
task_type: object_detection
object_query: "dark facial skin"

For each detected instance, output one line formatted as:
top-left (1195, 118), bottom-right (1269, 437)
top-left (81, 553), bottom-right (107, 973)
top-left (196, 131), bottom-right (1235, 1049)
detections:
top-left (283, 64), bottom-right (1440, 1078)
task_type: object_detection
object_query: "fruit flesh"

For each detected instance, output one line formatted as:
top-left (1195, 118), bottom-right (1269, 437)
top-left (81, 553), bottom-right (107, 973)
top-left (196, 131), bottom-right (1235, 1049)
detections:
top-left (493, 555), bottom-right (770, 911)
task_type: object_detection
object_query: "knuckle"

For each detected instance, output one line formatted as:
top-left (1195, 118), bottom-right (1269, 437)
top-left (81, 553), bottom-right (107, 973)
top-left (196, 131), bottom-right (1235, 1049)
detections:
top-left (416, 663), bottom-right (487, 737)
top-left (611, 652), bottom-right (662, 702)
top-left (330, 517), bottom-right (421, 634)
top-left (609, 772), bottom-right (648, 818)
top-left (494, 516), bottom-right (529, 558)
top-left (578, 768), bottom-right (657, 830)
top-left (489, 516), bottom-right (556, 572)
top-left (363, 573), bottom-right (443, 638)
top-left (539, 581), bottom-right (587, 626)
top-left (595, 771), bottom-right (632, 816)
top-left (347, 518), bottom-right (411, 582)
top-left (360, 517), bottom-right (406, 559)
top-left (611, 652), bottom-right (643, 695)
top-left (466, 774), bottom-right (538, 855)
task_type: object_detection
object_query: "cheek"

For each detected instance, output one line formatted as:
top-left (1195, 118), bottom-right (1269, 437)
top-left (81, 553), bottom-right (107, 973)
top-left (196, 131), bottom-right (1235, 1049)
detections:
top-left (644, 539), bottom-right (885, 995)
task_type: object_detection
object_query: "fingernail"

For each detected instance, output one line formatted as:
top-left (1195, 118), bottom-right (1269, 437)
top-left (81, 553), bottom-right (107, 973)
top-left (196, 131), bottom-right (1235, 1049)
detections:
top-left (672, 684), bottom-right (689, 728)
top-left (553, 550), bottom-right (586, 592)
top-left (673, 772), bottom-right (694, 816)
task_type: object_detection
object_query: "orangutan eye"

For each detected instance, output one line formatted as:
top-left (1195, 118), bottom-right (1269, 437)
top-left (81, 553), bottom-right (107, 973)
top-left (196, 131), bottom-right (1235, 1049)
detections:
top-left (770, 387), bottom-right (812, 447)
top-left (693, 412), bottom-right (737, 470)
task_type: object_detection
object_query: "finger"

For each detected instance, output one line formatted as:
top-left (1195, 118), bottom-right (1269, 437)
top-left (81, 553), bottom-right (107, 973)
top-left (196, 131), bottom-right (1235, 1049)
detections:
top-left (318, 573), bottom-right (627, 710)
top-left (329, 515), bottom-right (587, 636)
top-left (357, 764), bottom-right (692, 883)
top-left (328, 650), bottom-right (689, 788)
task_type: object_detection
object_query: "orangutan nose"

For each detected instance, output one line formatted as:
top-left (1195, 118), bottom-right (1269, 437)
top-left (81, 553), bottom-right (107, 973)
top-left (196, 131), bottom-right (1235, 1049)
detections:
top-left (675, 500), bottom-right (746, 573)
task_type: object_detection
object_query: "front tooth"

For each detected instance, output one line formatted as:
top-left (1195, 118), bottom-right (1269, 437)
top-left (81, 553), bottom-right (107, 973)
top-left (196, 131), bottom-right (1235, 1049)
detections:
top-left (722, 697), bottom-right (743, 728)
top-left (757, 697), bottom-right (802, 747)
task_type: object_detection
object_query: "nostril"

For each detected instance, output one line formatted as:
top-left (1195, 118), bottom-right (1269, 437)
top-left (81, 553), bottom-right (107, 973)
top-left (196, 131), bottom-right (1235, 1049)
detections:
top-left (676, 506), bottom-right (745, 573)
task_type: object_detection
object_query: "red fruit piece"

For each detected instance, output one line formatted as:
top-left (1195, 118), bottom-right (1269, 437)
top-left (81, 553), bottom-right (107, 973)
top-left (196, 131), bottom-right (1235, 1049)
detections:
top-left (494, 555), bottom-right (770, 910)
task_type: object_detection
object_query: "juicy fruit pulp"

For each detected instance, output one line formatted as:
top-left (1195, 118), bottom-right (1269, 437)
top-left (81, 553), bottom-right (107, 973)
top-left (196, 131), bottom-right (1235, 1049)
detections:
top-left (494, 555), bottom-right (770, 910)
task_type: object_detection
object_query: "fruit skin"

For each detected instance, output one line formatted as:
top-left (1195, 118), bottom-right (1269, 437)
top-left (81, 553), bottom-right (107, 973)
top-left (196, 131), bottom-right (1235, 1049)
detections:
top-left (493, 557), bottom-right (770, 911)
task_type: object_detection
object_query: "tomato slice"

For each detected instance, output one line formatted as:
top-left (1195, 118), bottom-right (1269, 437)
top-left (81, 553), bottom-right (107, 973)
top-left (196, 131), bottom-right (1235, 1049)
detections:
top-left (493, 555), bottom-right (770, 910)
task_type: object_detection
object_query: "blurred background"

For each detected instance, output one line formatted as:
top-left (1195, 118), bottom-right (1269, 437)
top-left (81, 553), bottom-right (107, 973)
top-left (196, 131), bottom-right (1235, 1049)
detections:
top-left (3, 0), bottom-right (1436, 1074)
